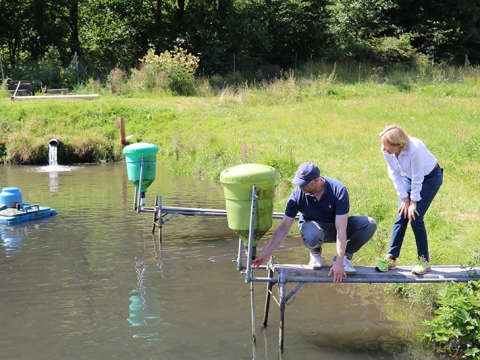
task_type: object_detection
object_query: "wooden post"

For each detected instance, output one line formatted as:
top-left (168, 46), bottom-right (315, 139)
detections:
top-left (120, 116), bottom-right (126, 144)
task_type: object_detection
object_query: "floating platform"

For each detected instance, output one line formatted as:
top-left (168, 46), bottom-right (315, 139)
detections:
top-left (0, 203), bottom-right (57, 225)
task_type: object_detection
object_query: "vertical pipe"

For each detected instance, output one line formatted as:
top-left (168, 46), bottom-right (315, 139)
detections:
top-left (250, 281), bottom-right (256, 342)
top-left (137, 156), bottom-right (144, 213)
top-left (279, 269), bottom-right (286, 352)
top-left (159, 196), bottom-right (163, 243)
top-left (245, 185), bottom-right (257, 283)
top-left (133, 188), bottom-right (137, 211)
top-left (237, 238), bottom-right (244, 271)
top-left (13, 80), bottom-right (21, 97)
top-left (152, 195), bottom-right (158, 233)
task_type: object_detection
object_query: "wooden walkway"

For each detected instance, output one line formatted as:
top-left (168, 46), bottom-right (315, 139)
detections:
top-left (255, 261), bottom-right (480, 352)
top-left (270, 263), bottom-right (480, 283)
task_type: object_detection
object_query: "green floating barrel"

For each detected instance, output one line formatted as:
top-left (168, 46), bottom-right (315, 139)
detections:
top-left (220, 164), bottom-right (276, 248)
top-left (123, 142), bottom-right (159, 191)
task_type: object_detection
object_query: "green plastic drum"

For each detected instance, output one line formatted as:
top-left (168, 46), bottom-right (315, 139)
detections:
top-left (220, 164), bottom-right (276, 247)
top-left (123, 142), bottom-right (158, 191)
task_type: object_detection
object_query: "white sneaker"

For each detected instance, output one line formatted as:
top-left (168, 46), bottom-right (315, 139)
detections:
top-left (332, 256), bottom-right (357, 275)
top-left (309, 252), bottom-right (323, 270)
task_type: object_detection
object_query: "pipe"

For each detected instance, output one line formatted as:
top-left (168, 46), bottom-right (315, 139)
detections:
top-left (49, 138), bottom-right (59, 147)
top-left (13, 80), bottom-right (21, 97)
top-left (11, 94), bottom-right (99, 100)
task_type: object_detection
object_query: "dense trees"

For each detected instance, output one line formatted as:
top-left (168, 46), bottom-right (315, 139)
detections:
top-left (1, 0), bottom-right (479, 88)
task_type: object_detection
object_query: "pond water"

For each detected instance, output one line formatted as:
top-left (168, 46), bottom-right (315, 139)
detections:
top-left (0, 164), bottom-right (429, 360)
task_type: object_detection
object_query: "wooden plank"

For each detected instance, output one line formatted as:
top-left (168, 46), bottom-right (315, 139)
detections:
top-left (272, 264), bottom-right (480, 283)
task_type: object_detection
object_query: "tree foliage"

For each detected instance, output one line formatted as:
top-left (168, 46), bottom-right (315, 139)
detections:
top-left (1, 0), bottom-right (479, 88)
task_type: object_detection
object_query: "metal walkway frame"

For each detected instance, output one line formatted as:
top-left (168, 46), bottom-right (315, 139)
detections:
top-left (131, 157), bottom-right (480, 353)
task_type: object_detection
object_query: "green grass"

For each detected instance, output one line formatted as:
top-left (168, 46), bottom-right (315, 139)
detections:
top-left (1, 68), bottom-right (479, 284)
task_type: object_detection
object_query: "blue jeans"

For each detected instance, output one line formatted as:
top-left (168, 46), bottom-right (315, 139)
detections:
top-left (299, 216), bottom-right (377, 259)
top-left (388, 164), bottom-right (443, 260)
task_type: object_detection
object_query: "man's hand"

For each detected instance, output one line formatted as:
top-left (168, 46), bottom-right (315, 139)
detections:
top-left (328, 260), bottom-right (347, 283)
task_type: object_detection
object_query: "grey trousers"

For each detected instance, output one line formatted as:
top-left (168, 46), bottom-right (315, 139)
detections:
top-left (299, 216), bottom-right (377, 259)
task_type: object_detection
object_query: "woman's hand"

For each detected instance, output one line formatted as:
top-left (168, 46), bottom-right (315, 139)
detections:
top-left (398, 197), bottom-right (410, 218)
top-left (407, 201), bottom-right (419, 221)
top-left (398, 197), bottom-right (419, 220)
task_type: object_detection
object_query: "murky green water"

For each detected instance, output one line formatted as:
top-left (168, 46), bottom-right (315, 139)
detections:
top-left (0, 164), bottom-right (429, 359)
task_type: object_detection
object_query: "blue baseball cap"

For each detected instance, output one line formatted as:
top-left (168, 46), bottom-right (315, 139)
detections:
top-left (292, 162), bottom-right (320, 187)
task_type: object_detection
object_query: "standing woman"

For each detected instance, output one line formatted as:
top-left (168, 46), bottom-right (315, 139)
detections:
top-left (375, 125), bottom-right (443, 275)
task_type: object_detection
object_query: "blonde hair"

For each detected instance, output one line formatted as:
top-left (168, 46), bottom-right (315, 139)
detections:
top-left (380, 125), bottom-right (409, 150)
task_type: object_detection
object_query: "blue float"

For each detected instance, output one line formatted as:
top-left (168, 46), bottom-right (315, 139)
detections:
top-left (0, 187), bottom-right (57, 225)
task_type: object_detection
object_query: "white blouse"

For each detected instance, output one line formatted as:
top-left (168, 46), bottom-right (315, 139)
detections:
top-left (382, 137), bottom-right (437, 202)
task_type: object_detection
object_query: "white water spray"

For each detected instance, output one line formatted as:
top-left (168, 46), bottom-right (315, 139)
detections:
top-left (48, 139), bottom-right (58, 166)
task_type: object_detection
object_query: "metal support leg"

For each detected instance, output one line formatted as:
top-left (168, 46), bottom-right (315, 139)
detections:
top-left (250, 281), bottom-right (256, 343)
top-left (136, 156), bottom-right (145, 213)
top-left (263, 259), bottom-right (275, 327)
top-left (152, 195), bottom-right (158, 233)
top-left (278, 269), bottom-right (286, 352)
top-left (236, 238), bottom-right (244, 271)
top-left (158, 196), bottom-right (163, 243)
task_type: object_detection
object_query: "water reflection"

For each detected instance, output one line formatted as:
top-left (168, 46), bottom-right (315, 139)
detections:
top-left (128, 235), bottom-right (163, 340)
top-left (28, 165), bottom-right (81, 193)
top-left (0, 216), bottom-right (55, 258)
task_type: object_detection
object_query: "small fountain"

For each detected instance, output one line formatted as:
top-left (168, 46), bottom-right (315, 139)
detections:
top-left (33, 139), bottom-right (78, 178)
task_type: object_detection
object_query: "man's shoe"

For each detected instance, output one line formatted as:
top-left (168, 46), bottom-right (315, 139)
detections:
top-left (309, 252), bottom-right (322, 270)
top-left (332, 255), bottom-right (357, 275)
top-left (375, 254), bottom-right (397, 272)
top-left (412, 256), bottom-right (431, 275)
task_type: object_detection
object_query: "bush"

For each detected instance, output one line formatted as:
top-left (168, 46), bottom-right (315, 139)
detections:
top-left (139, 47), bottom-right (200, 95)
top-left (107, 67), bottom-right (128, 94)
top-left (418, 281), bottom-right (480, 359)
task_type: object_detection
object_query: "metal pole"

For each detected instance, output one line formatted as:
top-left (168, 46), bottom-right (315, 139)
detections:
top-left (237, 238), bottom-right (244, 271)
top-left (250, 280), bottom-right (256, 342)
top-left (137, 156), bottom-right (145, 213)
top-left (152, 195), bottom-right (158, 233)
top-left (132, 187), bottom-right (137, 211)
top-left (245, 185), bottom-right (258, 344)
top-left (159, 196), bottom-right (163, 243)
top-left (263, 259), bottom-right (275, 326)
top-left (13, 80), bottom-right (21, 97)
top-left (245, 185), bottom-right (257, 283)
top-left (279, 268), bottom-right (286, 352)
